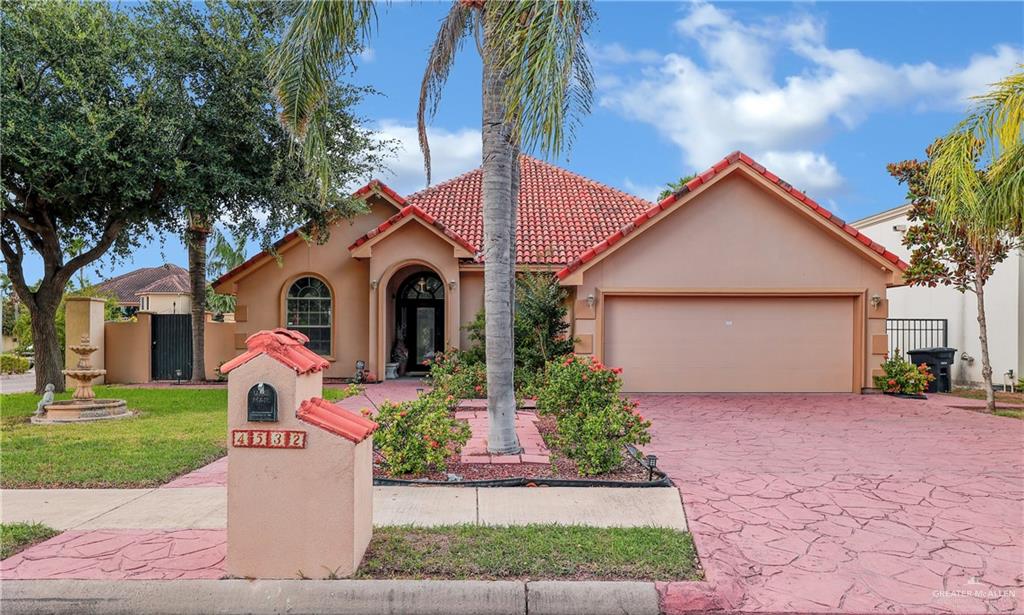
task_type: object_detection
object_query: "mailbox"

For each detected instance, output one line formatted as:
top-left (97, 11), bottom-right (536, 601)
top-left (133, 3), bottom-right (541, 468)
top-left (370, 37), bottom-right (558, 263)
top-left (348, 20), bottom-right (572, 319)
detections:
top-left (220, 328), bottom-right (377, 579)
top-left (246, 382), bottom-right (278, 422)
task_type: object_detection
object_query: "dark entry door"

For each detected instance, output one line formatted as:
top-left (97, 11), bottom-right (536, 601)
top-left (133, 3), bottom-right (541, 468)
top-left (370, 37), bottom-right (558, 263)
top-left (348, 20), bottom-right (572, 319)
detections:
top-left (152, 314), bottom-right (192, 380)
top-left (396, 273), bottom-right (445, 373)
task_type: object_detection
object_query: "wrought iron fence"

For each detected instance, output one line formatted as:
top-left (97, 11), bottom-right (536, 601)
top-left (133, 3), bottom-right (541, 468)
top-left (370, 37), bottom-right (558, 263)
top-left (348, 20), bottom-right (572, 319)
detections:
top-left (885, 318), bottom-right (948, 360)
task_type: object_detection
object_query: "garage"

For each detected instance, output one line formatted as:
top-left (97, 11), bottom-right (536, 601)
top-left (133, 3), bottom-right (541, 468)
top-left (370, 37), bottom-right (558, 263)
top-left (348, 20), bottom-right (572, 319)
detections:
top-left (603, 294), bottom-right (856, 393)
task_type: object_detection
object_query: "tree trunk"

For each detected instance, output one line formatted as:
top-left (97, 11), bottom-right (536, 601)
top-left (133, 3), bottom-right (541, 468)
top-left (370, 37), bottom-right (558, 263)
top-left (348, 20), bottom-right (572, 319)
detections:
top-left (30, 297), bottom-right (65, 394)
top-left (481, 21), bottom-right (520, 454)
top-left (187, 224), bottom-right (209, 382)
top-left (973, 269), bottom-right (996, 413)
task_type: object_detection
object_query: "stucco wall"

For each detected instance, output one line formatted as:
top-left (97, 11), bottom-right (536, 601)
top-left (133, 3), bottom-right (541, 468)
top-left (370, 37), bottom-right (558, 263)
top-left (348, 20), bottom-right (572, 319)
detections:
top-left (104, 313), bottom-right (151, 384)
top-left (573, 171), bottom-right (893, 390)
top-left (140, 293), bottom-right (190, 314)
top-left (459, 271), bottom-right (484, 348)
top-left (65, 297), bottom-right (106, 386)
top-left (204, 319), bottom-right (237, 380)
top-left (855, 210), bottom-right (1023, 386)
top-left (226, 198), bottom-right (396, 379)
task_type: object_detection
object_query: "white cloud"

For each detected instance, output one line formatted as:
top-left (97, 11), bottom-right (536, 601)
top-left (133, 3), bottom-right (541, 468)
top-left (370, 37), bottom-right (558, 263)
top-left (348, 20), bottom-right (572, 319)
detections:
top-left (757, 151), bottom-right (844, 194)
top-left (598, 1), bottom-right (1024, 197)
top-left (371, 120), bottom-right (481, 195)
top-left (589, 42), bottom-right (661, 65)
top-left (358, 46), bottom-right (376, 63)
top-left (622, 177), bottom-right (665, 202)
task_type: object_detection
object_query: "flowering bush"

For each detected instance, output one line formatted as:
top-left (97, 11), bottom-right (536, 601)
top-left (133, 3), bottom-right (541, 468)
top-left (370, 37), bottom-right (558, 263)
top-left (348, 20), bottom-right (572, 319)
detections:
top-left (373, 393), bottom-right (471, 475)
top-left (874, 350), bottom-right (934, 395)
top-left (536, 355), bottom-right (651, 475)
top-left (426, 350), bottom-right (487, 399)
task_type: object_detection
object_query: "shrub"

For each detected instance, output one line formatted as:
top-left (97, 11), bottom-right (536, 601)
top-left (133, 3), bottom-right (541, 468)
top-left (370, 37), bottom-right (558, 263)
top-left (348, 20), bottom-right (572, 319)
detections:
top-left (874, 350), bottom-right (934, 395)
top-left (426, 350), bottom-right (487, 399)
top-left (373, 393), bottom-right (471, 475)
top-left (463, 272), bottom-right (575, 378)
top-left (1, 354), bottom-right (30, 375)
top-left (536, 355), bottom-right (651, 475)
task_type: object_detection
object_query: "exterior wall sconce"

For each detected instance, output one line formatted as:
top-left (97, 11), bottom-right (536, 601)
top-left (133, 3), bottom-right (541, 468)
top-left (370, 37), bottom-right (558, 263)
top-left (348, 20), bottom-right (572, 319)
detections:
top-left (370, 279), bottom-right (378, 290)
top-left (586, 294), bottom-right (596, 309)
top-left (448, 279), bottom-right (456, 290)
top-left (869, 294), bottom-right (882, 310)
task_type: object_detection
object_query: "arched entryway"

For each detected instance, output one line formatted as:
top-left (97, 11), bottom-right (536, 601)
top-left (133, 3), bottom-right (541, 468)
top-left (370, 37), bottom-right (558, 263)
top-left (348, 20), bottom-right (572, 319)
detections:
top-left (394, 270), bottom-right (445, 374)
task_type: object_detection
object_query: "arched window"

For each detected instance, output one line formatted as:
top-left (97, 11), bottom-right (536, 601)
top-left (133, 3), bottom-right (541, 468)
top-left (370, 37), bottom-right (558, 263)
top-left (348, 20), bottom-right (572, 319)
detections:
top-left (286, 277), bottom-right (332, 355)
top-left (401, 274), bottom-right (444, 300)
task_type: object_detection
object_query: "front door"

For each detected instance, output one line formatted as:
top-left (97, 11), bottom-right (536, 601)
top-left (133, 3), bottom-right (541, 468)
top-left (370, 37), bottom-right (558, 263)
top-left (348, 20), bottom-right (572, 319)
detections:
top-left (396, 273), bottom-right (445, 373)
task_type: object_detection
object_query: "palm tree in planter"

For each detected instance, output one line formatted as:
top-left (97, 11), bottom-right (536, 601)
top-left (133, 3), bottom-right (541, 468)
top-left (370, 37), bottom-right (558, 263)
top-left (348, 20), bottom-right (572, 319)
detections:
top-left (925, 69), bottom-right (1023, 413)
top-left (271, 1), bottom-right (596, 454)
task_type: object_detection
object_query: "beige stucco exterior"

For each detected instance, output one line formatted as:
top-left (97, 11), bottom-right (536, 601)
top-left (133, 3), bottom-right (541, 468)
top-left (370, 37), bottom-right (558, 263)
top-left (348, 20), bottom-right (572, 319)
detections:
top-left (138, 292), bottom-right (190, 314)
top-left (64, 297), bottom-right (106, 386)
top-left (226, 354), bottom-right (372, 579)
top-left (565, 169), bottom-right (894, 392)
top-left (104, 313), bottom-right (152, 384)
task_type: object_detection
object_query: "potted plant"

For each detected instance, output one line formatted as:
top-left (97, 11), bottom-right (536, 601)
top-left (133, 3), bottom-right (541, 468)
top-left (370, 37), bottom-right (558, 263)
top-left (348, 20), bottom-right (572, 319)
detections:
top-left (390, 326), bottom-right (409, 378)
top-left (874, 350), bottom-right (934, 399)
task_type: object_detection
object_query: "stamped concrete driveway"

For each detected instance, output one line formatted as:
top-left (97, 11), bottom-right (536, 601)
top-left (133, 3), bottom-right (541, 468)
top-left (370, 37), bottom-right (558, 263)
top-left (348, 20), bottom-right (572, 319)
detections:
top-left (639, 394), bottom-right (1023, 614)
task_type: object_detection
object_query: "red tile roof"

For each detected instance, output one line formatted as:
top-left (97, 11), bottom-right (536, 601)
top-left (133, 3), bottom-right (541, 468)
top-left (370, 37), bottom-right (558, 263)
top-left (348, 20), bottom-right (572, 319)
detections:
top-left (95, 264), bottom-right (189, 305)
top-left (403, 155), bottom-right (654, 265)
top-left (220, 328), bottom-right (330, 375)
top-left (297, 397), bottom-right (378, 443)
top-left (555, 151), bottom-right (911, 280)
top-left (348, 205), bottom-right (478, 256)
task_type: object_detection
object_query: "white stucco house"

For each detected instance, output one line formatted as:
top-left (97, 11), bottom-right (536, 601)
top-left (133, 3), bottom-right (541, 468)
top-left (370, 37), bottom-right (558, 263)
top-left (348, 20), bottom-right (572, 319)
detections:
top-left (854, 205), bottom-right (1023, 388)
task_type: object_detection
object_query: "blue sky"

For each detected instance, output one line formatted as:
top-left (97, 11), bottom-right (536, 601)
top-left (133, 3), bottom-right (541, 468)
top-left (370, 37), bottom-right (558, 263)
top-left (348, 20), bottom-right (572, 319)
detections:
top-left (18, 1), bottom-right (1024, 284)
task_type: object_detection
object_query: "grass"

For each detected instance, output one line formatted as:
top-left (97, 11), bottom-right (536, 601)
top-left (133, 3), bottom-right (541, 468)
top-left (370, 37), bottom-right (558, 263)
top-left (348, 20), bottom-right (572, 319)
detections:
top-left (357, 525), bottom-right (702, 581)
top-left (1, 385), bottom-right (228, 488)
top-left (947, 387), bottom-right (1024, 420)
top-left (1, 523), bottom-right (60, 559)
top-left (0, 384), bottom-right (364, 488)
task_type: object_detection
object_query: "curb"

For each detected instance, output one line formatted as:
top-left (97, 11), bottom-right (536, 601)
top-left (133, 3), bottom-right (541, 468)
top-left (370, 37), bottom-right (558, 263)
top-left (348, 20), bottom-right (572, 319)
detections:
top-left (0, 579), bottom-right (664, 615)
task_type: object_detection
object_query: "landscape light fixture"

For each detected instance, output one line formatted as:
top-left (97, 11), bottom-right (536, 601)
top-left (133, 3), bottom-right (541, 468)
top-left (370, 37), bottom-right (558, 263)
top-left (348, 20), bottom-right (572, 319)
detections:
top-left (646, 454), bottom-right (658, 481)
top-left (174, 368), bottom-right (183, 385)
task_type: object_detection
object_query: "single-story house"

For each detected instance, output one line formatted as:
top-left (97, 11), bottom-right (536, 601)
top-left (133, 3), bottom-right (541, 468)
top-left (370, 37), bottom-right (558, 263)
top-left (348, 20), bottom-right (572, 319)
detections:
top-left (95, 263), bottom-right (192, 315)
top-left (213, 151), bottom-right (907, 393)
top-left (853, 205), bottom-right (1022, 388)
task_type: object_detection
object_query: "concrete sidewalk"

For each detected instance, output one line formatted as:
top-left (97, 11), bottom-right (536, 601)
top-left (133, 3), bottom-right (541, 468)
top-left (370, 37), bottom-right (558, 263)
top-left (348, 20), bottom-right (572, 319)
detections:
top-left (1, 486), bottom-right (687, 530)
top-left (1, 579), bottom-right (667, 615)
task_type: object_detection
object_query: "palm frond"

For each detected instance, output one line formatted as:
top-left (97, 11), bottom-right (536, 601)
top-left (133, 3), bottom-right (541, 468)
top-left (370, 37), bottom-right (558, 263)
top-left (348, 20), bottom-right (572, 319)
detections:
top-left (928, 67), bottom-right (1024, 234)
top-left (269, 1), bottom-right (375, 199)
top-left (488, 0), bottom-right (595, 157)
top-left (417, 1), bottom-right (473, 185)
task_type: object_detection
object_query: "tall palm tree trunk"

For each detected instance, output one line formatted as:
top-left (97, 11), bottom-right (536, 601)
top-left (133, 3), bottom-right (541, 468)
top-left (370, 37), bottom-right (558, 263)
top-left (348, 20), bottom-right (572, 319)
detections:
top-left (186, 220), bottom-right (209, 382)
top-left (482, 24), bottom-right (520, 454)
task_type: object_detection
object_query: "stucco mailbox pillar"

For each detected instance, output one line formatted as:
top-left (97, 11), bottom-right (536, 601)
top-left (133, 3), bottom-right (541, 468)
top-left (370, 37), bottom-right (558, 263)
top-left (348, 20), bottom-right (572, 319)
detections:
top-left (220, 328), bottom-right (377, 579)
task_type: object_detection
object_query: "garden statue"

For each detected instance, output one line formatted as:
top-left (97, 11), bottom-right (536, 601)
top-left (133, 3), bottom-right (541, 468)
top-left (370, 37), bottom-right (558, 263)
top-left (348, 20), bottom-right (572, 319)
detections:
top-left (35, 383), bottom-right (54, 416)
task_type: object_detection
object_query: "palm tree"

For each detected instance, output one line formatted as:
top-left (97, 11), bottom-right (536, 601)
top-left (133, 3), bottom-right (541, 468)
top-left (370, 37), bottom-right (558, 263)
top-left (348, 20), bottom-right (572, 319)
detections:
top-left (657, 174), bottom-right (696, 201)
top-left (206, 228), bottom-right (247, 318)
top-left (927, 69), bottom-right (1024, 412)
top-left (271, 1), bottom-right (595, 453)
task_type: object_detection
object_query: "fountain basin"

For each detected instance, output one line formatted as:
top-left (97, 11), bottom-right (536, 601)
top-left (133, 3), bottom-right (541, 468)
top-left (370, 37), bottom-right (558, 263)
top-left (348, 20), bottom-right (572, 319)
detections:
top-left (32, 399), bottom-right (132, 424)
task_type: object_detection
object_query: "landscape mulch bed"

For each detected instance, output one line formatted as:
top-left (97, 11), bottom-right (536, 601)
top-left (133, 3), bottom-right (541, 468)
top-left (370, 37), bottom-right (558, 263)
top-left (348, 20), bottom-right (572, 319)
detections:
top-left (374, 415), bottom-right (654, 484)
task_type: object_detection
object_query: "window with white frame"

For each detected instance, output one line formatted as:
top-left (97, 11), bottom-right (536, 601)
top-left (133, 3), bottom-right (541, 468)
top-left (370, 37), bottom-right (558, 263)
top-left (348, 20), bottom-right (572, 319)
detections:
top-left (285, 277), bottom-right (332, 355)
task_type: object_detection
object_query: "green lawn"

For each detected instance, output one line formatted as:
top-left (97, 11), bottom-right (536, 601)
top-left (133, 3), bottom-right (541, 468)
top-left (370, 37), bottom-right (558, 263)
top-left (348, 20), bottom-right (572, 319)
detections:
top-left (1, 523), bottom-right (60, 559)
top-left (1, 386), bottom-right (228, 488)
top-left (357, 525), bottom-right (702, 581)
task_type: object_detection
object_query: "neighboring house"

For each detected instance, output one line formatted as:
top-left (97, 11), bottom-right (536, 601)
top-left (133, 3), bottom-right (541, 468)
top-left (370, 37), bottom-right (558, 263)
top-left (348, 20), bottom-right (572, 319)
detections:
top-left (95, 264), bottom-right (192, 316)
top-left (213, 152), bottom-right (908, 393)
top-left (853, 205), bottom-right (1023, 388)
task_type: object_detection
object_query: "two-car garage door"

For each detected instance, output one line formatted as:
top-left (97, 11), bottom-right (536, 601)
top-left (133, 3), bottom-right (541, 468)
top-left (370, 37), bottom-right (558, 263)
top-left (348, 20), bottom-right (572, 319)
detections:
top-left (603, 295), bottom-right (855, 392)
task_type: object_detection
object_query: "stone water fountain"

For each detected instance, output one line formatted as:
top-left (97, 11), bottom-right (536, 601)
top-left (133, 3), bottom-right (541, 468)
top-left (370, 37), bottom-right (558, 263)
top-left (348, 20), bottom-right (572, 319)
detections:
top-left (32, 334), bottom-right (130, 424)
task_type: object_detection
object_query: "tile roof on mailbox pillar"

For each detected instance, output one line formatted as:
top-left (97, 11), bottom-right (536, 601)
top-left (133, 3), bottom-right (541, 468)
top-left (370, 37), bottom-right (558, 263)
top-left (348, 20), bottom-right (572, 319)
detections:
top-left (297, 397), bottom-right (378, 443)
top-left (219, 328), bottom-right (330, 375)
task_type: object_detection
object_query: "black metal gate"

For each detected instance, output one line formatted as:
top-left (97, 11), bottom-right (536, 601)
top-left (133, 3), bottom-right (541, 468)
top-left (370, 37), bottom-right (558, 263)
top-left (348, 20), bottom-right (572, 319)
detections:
top-left (152, 314), bottom-right (192, 380)
top-left (886, 318), bottom-right (948, 359)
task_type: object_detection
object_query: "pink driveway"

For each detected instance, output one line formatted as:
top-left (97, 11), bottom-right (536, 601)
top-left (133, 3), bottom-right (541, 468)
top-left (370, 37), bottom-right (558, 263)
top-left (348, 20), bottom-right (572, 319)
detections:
top-left (641, 393), bottom-right (1023, 614)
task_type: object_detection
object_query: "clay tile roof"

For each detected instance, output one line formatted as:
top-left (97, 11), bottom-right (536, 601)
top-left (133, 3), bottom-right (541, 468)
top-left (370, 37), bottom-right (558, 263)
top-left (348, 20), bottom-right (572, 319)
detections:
top-left (555, 150), bottom-right (911, 280)
top-left (94, 264), bottom-right (189, 304)
top-left (297, 397), bottom-right (378, 443)
top-left (402, 154), bottom-right (654, 265)
top-left (219, 328), bottom-right (330, 375)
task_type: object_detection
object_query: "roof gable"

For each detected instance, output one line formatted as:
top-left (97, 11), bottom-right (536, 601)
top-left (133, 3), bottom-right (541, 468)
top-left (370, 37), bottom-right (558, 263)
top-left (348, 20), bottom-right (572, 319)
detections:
top-left (555, 151), bottom-right (908, 284)
top-left (348, 205), bottom-right (477, 258)
top-left (95, 264), bottom-right (189, 304)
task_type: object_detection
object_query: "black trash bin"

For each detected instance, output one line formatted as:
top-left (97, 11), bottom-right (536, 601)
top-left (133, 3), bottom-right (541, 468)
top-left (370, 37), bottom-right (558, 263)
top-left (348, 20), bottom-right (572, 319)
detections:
top-left (908, 347), bottom-right (957, 393)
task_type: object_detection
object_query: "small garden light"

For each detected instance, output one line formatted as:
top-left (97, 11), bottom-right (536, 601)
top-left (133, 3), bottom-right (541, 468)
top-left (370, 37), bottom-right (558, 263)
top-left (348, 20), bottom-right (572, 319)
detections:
top-left (174, 368), bottom-right (183, 385)
top-left (646, 454), bottom-right (658, 481)
top-left (416, 388), bottom-right (424, 396)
